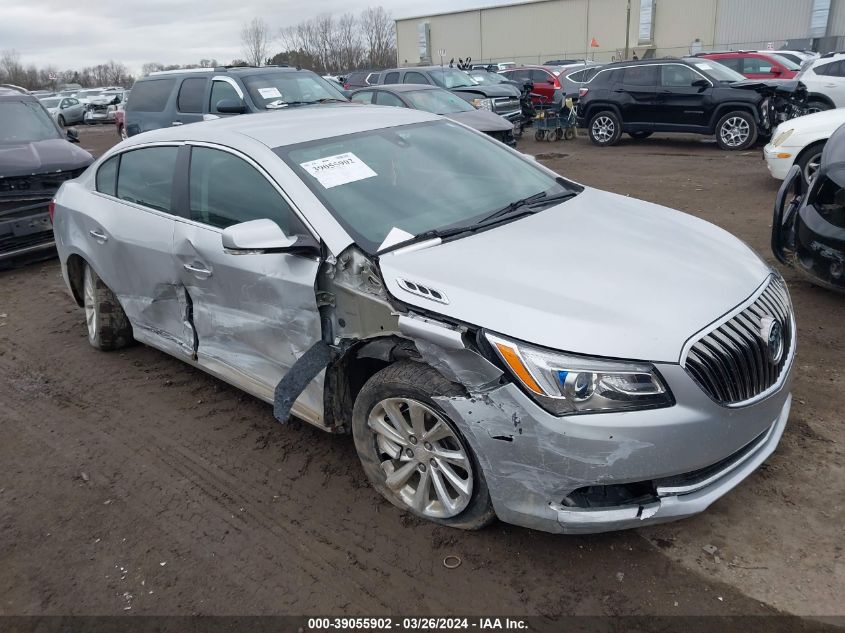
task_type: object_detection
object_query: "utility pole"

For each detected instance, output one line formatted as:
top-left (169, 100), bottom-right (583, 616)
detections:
top-left (625, 0), bottom-right (631, 60)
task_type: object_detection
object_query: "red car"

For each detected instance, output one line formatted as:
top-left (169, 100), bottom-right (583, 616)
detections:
top-left (499, 65), bottom-right (564, 105)
top-left (696, 51), bottom-right (799, 80)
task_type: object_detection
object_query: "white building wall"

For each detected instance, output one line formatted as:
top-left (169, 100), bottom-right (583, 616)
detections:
top-left (714, 0), bottom-right (814, 50)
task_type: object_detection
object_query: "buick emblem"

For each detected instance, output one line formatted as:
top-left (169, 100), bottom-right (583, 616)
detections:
top-left (760, 316), bottom-right (784, 365)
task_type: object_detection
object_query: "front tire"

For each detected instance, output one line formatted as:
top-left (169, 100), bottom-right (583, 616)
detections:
top-left (352, 361), bottom-right (495, 530)
top-left (797, 141), bottom-right (824, 185)
top-left (588, 110), bottom-right (622, 146)
top-left (57, 115), bottom-right (66, 127)
top-left (716, 110), bottom-right (757, 151)
top-left (83, 263), bottom-right (133, 351)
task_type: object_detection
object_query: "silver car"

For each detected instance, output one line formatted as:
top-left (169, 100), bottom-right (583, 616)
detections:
top-left (39, 96), bottom-right (85, 126)
top-left (52, 106), bottom-right (795, 534)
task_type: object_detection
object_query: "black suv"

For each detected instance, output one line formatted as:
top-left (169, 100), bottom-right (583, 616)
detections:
top-left (578, 58), bottom-right (770, 150)
top-left (0, 88), bottom-right (93, 267)
top-left (126, 66), bottom-right (347, 137)
top-left (376, 66), bottom-right (521, 122)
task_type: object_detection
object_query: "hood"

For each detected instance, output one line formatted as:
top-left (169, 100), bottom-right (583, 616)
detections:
top-left (781, 106), bottom-right (845, 135)
top-left (0, 138), bottom-right (94, 178)
top-left (730, 78), bottom-right (805, 97)
top-left (444, 109), bottom-right (513, 132)
top-left (378, 188), bottom-right (770, 363)
top-left (452, 84), bottom-right (519, 98)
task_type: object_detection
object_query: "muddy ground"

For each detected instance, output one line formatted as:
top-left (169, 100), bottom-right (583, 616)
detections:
top-left (0, 125), bottom-right (842, 624)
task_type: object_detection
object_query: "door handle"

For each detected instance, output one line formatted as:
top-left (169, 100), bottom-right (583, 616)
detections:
top-left (183, 263), bottom-right (212, 276)
top-left (89, 229), bottom-right (108, 242)
top-left (171, 121), bottom-right (183, 126)
top-left (825, 84), bottom-right (837, 88)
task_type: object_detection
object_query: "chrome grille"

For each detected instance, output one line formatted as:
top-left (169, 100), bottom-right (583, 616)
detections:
top-left (493, 97), bottom-right (520, 113)
top-left (684, 276), bottom-right (793, 406)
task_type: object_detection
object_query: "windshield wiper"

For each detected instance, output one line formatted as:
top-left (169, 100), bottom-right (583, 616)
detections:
top-left (266, 98), bottom-right (346, 109)
top-left (476, 190), bottom-right (577, 225)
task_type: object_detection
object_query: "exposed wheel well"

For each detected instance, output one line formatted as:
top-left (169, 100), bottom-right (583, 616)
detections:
top-left (807, 93), bottom-right (835, 108)
top-left (583, 103), bottom-right (621, 124)
top-left (796, 139), bottom-right (826, 163)
top-left (66, 254), bottom-right (86, 307)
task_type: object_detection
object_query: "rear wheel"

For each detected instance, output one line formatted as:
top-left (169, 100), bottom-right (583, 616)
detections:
top-left (797, 141), bottom-right (824, 185)
top-left (352, 361), bottom-right (495, 530)
top-left (716, 111), bottom-right (757, 151)
top-left (628, 130), bottom-right (652, 140)
top-left (588, 110), bottom-right (622, 146)
top-left (83, 263), bottom-right (134, 351)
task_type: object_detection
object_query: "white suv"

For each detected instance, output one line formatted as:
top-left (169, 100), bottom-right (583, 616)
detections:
top-left (795, 52), bottom-right (845, 111)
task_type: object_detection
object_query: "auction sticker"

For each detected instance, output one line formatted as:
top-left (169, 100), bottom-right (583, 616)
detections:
top-left (257, 87), bottom-right (282, 99)
top-left (300, 152), bottom-right (377, 189)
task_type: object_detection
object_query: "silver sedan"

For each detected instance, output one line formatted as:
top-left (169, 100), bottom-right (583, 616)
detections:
top-left (39, 96), bottom-right (85, 126)
top-left (51, 105), bottom-right (795, 534)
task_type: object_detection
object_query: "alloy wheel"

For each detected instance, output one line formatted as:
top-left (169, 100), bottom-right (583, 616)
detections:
top-left (719, 116), bottom-right (750, 148)
top-left (803, 151), bottom-right (822, 184)
top-left (367, 397), bottom-right (473, 519)
top-left (592, 116), bottom-right (615, 143)
top-left (83, 266), bottom-right (97, 343)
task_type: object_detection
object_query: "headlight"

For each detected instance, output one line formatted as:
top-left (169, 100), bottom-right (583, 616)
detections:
top-left (772, 128), bottom-right (794, 147)
top-left (471, 97), bottom-right (494, 111)
top-left (485, 332), bottom-right (673, 415)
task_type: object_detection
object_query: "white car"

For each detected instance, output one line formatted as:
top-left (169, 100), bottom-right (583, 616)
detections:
top-left (764, 107), bottom-right (845, 183)
top-left (794, 53), bottom-right (845, 111)
top-left (755, 50), bottom-right (817, 66)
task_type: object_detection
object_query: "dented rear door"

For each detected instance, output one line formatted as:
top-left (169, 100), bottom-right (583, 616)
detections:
top-left (173, 144), bottom-right (324, 420)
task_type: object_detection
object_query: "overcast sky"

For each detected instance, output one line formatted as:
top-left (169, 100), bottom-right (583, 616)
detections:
top-left (1, 0), bottom-right (515, 75)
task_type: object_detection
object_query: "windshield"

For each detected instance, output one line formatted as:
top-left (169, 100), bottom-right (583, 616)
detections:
top-left (470, 71), bottom-right (506, 85)
top-left (277, 120), bottom-right (573, 252)
top-left (0, 101), bottom-right (60, 143)
top-left (768, 54), bottom-right (800, 71)
top-left (404, 89), bottom-right (474, 115)
top-left (428, 68), bottom-right (476, 89)
top-left (41, 98), bottom-right (60, 108)
top-left (687, 59), bottom-right (747, 82)
top-left (242, 72), bottom-right (347, 109)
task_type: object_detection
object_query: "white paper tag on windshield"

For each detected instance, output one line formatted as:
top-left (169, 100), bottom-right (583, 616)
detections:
top-left (694, 63), bottom-right (713, 70)
top-left (257, 87), bottom-right (282, 99)
top-left (300, 152), bottom-right (377, 189)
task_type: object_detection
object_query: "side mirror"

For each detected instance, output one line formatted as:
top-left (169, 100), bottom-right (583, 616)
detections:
top-left (222, 219), bottom-right (319, 255)
top-left (215, 98), bottom-right (247, 114)
top-left (692, 78), bottom-right (710, 91)
top-left (66, 127), bottom-right (80, 143)
top-left (770, 67), bottom-right (782, 75)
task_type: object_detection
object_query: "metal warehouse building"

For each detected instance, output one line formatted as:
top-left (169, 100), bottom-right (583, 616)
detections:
top-left (396, 0), bottom-right (845, 66)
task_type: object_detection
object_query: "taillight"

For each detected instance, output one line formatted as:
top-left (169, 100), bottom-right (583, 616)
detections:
top-left (579, 87), bottom-right (589, 98)
top-left (554, 78), bottom-right (561, 89)
top-left (48, 200), bottom-right (56, 224)
top-left (344, 83), bottom-right (351, 90)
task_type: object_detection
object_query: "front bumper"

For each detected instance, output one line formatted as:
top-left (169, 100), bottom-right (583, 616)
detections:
top-left (764, 143), bottom-right (796, 180)
top-left (435, 359), bottom-right (793, 534)
top-left (0, 201), bottom-right (55, 262)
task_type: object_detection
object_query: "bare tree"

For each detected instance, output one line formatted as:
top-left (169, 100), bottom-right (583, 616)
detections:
top-left (0, 49), bottom-right (25, 86)
top-left (360, 7), bottom-right (396, 69)
top-left (241, 18), bottom-right (271, 67)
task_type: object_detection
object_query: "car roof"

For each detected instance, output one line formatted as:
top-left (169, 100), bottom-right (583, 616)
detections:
top-left (0, 89), bottom-right (37, 102)
top-left (117, 103), bottom-right (439, 149)
top-left (140, 66), bottom-right (302, 80)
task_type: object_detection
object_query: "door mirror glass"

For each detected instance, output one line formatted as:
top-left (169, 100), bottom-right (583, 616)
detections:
top-left (692, 78), bottom-right (710, 90)
top-left (215, 98), bottom-right (247, 114)
top-left (222, 218), bottom-right (319, 254)
top-left (66, 127), bottom-right (79, 143)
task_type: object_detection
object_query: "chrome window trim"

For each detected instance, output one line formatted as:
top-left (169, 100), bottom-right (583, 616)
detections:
top-left (582, 62), bottom-right (713, 88)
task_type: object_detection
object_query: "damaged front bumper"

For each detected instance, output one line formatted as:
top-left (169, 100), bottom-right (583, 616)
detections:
top-left (432, 362), bottom-right (792, 535)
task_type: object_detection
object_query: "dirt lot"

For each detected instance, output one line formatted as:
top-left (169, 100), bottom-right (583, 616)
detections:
top-left (0, 125), bottom-right (842, 623)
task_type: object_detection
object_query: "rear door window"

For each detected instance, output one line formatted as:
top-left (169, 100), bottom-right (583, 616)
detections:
top-left (743, 56), bottom-right (774, 74)
top-left (177, 77), bottom-right (207, 113)
top-left (622, 65), bottom-right (658, 86)
top-left (716, 57), bottom-right (742, 72)
top-left (530, 69), bottom-right (552, 83)
top-left (352, 90), bottom-right (375, 104)
top-left (116, 147), bottom-right (179, 212)
top-left (815, 60), bottom-right (845, 77)
top-left (125, 79), bottom-right (176, 112)
top-left (375, 92), bottom-right (406, 107)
